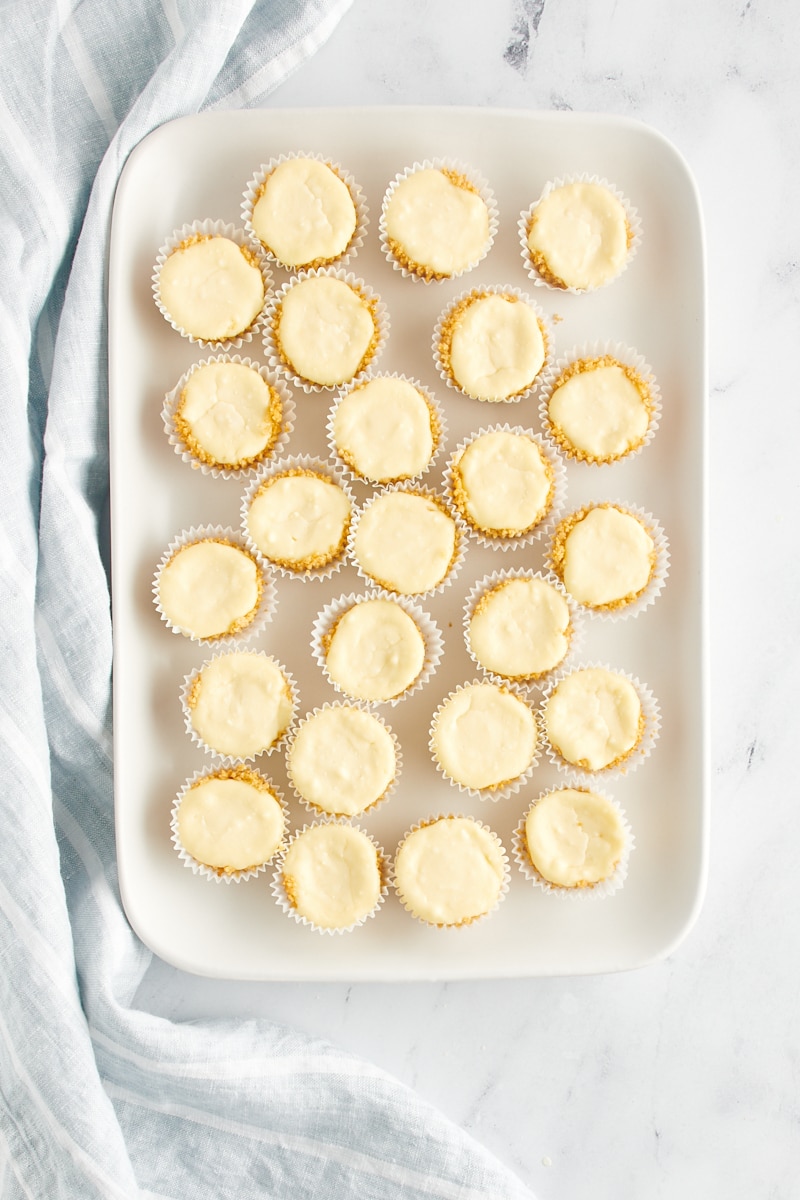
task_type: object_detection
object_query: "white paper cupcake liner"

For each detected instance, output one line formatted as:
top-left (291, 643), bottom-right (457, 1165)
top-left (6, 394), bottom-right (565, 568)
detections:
top-left (171, 766), bottom-right (289, 884)
top-left (546, 501), bottom-right (670, 621)
top-left (152, 219), bottom-right (273, 350)
top-left (346, 483), bottom-right (468, 600)
top-left (518, 173), bottom-right (642, 293)
top-left (537, 341), bottom-right (661, 466)
top-left (152, 525), bottom-right (276, 648)
top-left (326, 372), bottom-right (448, 487)
top-left (443, 423), bottom-right (567, 551)
top-left (428, 679), bottom-right (542, 803)
top-left (512, 786), bottom-right (633, 900)
top-left (391, 814), bottom-right (510, 929)
top-left (538, 661), bottom-right (661, 785)
top-left (271, 818), bottom-right (390, 934)
top-left (432, 284), bottom-right (552, 405)
top-left (180, 650), bottom-right (299, 766)
top-left (161, 355), bottom-right (295, 480)
top-left (241, 152), bottom-right (369, 272)
top-left (240, 454), bottom-right (355, 582)
top-left (284, 701), bottom-right (403, 819)
top-left (311, 591), bottom-right (443, 708)
top-left (263, 268), bottom-right (389, 394)
top-left (463, 569), bottom-right (585, 692)
top-left (379, 158), bottom-right (499, 283)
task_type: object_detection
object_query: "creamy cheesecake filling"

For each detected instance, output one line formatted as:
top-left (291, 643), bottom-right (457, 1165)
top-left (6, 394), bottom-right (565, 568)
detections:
top-left (469, 577), bottom-right (571, 679)
top-left (288, 706), bottom-right (396, 817)
top-left (353, 491), bottom-right (456, 595)
top-left (176, 360), bottom-right (280, 467)
top-left (246, 470), bottom-right (350, 571)
top-left (431, 682), bottom-right (537, 791)
top-left (276, 275), bottom-right (375, 386)
top-left (333, 376), bottom-right (436, 482)
top-left (446, 293), bottom-right (545, 401)
top-left (280, 823), bottom-right (382, 928)
top-left (527, 182), bottom-right (629, 290)
top-left (252, 157), bottom-right (357, 268)
top-left (394, 817), bottom-right (506, 926)
top-left (384, 167), bottom-right (490, 278)
top-left (547, 358), bottom-right (650, 460)
top-left (158, 539), bottom-right (261, 639)
top-left (451, 430), bottom-right (553, 535)
top-left (544, 667), bottom-right (642, 770)
top-left (324, 599), bottom-right (426, 702)
top-left (187, 652), bottom-right (294, 759)
top-left (556, 506), bottom-right (655, 608)
top-left (524, 787), bottom-right (626, 887)
top-left (177, 770), bottom-right (284, 873)
top-left (159, 235), bottom-right (265, 341)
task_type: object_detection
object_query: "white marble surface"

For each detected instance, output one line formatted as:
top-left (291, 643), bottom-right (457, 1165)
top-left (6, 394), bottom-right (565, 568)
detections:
top-left (134, 1), bottom-right (800, 1195)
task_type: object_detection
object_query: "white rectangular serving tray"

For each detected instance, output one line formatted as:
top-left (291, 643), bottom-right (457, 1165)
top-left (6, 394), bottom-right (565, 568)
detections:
top-left (109, 107), bottom-right (708, 980)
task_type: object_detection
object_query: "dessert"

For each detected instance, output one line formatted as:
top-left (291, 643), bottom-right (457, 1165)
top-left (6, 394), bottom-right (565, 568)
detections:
top-left (320, 597), bottom-right (428, 703)
top-left (436, 289), bottom-right (547, 401)
top-left (467, 574), bottom-right (573, 682)
top-left (523, 180), bottom-right (632, 291)
top-left (351, 489), bottom-right (458, 595)
top-left (381, 164), bottom-right (493, 280)
top-left (550, 504), bottom-right (656, 611)
top-left (244, 466), bottom-right (351, 573)
top-left (543, 353), bottom-right (655, 463)
top-left (157, 231), bottom-right (266, 342)
top-left (173, 766), bottom-right (285, 877)
top-left (330, 375), bottom-right (440, 484)
top-left (277, 822), bottom-right (384, 930)
top-left (520, 786), bottom-right (628, 889)
top-left (287, 704), bottom-right (398, 817)
top-left (542, 667), bottom-right (643, 772)
top-left (184, 652), bottom-right (295, 760)
top-left (156, 535), bottom-right (264, 640)
top-left (270, 272), bottom-right (380, 388)
top-left (430, 681), bottom-right (537, 793)
top-left (393, 816), bottom-right (507, 927)
top-left (169, 358), bottom-right (284, 471)
top-left (449, 427), bottom-right (556, 540)
top-left (247, 156), bottom-right (359, 269)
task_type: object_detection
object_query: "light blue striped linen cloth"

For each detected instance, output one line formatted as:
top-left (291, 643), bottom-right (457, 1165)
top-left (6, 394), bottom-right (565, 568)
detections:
top-left (0, 2), bottom-right (536, 1196)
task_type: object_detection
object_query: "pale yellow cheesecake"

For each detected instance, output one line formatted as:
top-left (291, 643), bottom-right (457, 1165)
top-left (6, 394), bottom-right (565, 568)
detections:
top-left (173, 360), bottom-right (283, 469)
top-left (157, 538), bottom-right (262, 640)
top-left (449, 429), bottom-right (554, 538)
top-left (523, 787), bottom-right (627, 888)
top-left (526, 181), bottom-right (631, 290)
top-left (185, 652), bottom-right (294, 760)
top-left (158, 234), bottom-right (265, 341)
top-left (430, 681), bottom-right (537, 792)
top-left (383, 166), bottom-right (491, 280)
top-left (332, 376), bottom-right (438, 483)
top-left (551, 505), bottom-right (656, 610)
top-left (250, 157), bottom-right (357, 269)
top-left (439, 291), bottom-right (546, 401)
top-left (323, 598), bottom-right (426, 702)
top-left (468, 576), bottom-right (572, 681)
top-left (245, 469), bottom-right (351, 572)
top-left (274, 274), bottom-right (377, 387)
top-left (393, 816), bottom-right (506, 926)
top-left (287, 705), bottom-right (397, 817)
top-left (545, 355), bottom-right (653, 462)
top-left (543, 667), bottom-right (643, 771)
top-left (279, 823), bottom-right (383, 929)
top-left (175, 767), bottom-right (285, 875)
top-left (352, 490), bottom-right (457, 595)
